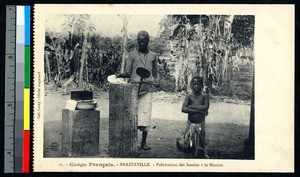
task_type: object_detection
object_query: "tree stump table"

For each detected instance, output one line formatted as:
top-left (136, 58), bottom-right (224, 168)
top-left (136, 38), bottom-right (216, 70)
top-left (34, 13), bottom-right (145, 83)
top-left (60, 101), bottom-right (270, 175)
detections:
top-left (109, 83), bottom-right (139, 157)
top-left (61, 109), bottom-right (100, 157)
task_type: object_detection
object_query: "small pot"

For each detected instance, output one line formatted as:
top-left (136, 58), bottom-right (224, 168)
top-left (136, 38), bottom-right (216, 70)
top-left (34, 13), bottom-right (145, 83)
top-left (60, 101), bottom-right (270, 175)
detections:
top-left (76, 100), bottom-right (98, 110)
top-left (136, 67), bottom-right (150, 79)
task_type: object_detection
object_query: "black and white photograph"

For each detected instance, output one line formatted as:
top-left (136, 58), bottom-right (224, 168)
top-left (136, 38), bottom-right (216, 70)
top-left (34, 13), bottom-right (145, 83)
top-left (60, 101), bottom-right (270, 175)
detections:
top-left (42, 13), bottom-right (254, 159)
top-left (33, 4), bottom-right (294, 172)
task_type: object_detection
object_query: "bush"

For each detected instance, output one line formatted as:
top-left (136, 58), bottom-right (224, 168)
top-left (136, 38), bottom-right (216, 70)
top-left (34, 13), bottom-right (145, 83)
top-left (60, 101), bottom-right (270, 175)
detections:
top-left (155, 58), bottom-right (176, 92)
top-left (156, 74), bottom-right (176, 92)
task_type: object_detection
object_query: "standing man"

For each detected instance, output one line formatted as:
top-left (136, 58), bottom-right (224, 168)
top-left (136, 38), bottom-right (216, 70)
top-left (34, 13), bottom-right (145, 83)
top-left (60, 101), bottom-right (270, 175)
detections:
top-left (117, 30), bottom-right (158, 150)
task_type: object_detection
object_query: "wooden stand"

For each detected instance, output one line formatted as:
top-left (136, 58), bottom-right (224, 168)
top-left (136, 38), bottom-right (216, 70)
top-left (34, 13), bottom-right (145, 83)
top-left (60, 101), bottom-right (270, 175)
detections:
top-left (109, 83), bottom-right (139, 157)
top-left (61, 109), bottom-right (100, 157)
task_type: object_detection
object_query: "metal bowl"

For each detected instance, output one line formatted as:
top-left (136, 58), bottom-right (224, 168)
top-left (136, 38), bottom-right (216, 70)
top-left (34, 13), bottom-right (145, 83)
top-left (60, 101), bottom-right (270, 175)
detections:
top-left (76, 100), bottom-right (98, 110)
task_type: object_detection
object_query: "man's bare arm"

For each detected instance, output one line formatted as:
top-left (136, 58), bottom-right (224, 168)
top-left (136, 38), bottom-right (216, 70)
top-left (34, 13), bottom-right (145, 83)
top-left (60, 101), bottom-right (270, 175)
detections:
top-left (188, 94), bottom-right (209, 111)
top-left (182, 96), bottom-right (200, 113)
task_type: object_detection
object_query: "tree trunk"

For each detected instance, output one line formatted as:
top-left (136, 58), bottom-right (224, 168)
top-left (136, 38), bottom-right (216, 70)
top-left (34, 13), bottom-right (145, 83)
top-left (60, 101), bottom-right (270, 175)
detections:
top-left (248, 69), bottom-right (255, 157)
top-left (54, 56), bottom-right (62, 88)
top-left (183, 39), bottom-right (191, 93)
top-left (120, 24), bottom-right (128, 73)
top-left (63, 73), bottom-right (76, 87)
top-left (176, 23), bottom-right (191, 93)
top-left (222, 49), bottom-right (229, 81)
top-left (174, 56), bottom-right (183, 92)
top-left (79, 39), bottom-right (89, 89)
top-left (85, 59), bottom-right (89, 82)
top-left (52, 45), bottom-right (64, 89)
top-left (119, 15), bottom-right (131, 73)
top-left (44, 51), bottom-right (51, 83)
top-left (244, 65), bottom-right (254, 159)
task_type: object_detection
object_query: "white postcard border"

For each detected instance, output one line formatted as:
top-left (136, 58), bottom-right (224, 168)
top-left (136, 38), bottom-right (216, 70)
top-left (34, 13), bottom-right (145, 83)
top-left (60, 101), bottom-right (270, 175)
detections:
top-left (33, 4), bottom-right (294, 172)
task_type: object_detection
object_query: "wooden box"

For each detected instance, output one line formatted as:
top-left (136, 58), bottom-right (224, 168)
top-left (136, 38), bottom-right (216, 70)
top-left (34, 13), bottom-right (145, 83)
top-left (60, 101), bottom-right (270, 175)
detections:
top-left (70, 90), bottom-right (93, 100)
top-left (109, 83), bottom-right (139, 157)
top-left (61, 109), bottom-right (100, 157)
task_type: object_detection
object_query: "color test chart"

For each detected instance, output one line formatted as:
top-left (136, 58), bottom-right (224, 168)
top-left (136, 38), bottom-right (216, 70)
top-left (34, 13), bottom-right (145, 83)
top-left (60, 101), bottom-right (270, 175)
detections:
top-left (4, 5), bottom-right (31, 173)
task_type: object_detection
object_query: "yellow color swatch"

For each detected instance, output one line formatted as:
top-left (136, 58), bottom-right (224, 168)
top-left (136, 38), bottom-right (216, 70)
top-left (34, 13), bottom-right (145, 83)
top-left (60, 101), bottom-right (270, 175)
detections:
top-left (24, 88), bottom-right (30, 130)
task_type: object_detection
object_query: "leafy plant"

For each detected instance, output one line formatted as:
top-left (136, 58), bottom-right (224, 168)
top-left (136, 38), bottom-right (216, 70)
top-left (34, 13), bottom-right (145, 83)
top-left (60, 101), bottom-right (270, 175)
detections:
top-left (158, 15), bottom-right (254, 99)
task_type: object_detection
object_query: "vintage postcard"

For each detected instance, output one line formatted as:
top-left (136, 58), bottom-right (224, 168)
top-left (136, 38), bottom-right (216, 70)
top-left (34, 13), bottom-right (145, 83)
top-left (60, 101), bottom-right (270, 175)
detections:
top-left (33, 4), bottom-right (294, 172)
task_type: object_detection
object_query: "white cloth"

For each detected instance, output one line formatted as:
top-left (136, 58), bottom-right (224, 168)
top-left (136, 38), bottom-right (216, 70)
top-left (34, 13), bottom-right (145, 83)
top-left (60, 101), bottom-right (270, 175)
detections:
top-left (107, 74), bottom-right (128, 84)
top-left (137, 92), bottom-right (153, 127)
top-left (65, 99), bottom-right (78, 110)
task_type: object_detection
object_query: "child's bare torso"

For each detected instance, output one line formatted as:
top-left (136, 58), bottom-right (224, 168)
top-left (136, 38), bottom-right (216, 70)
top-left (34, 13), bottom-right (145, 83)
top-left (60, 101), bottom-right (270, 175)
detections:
top-left (188, 94), bottom-right (206, 106)
top-left (188, 93), bottom-right (207, 123)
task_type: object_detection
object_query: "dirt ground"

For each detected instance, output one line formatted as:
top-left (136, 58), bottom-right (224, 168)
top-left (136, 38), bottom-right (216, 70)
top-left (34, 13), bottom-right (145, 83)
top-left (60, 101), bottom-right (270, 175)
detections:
top-left (43, 86), bottom-right (251, 159)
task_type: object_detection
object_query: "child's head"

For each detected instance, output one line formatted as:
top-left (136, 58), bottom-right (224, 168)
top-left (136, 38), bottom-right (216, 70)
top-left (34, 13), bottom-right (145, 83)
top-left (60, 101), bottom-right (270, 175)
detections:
top-left (190, 76), bottom-right (203, 93)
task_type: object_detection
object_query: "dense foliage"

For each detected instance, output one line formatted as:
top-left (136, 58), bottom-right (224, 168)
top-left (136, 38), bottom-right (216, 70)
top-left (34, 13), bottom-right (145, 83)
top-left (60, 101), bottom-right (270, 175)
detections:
top-left (158, 15), bottom-right (254, 99)
top-left (44, 14), bottom-right (254, 100)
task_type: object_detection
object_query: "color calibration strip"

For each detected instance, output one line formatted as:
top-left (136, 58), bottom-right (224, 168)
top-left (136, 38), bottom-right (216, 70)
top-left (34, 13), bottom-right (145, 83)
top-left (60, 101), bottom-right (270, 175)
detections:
top-left (16, 5), bottom-right (31, 173)
top-left (4, 5), bottom-right (30, 173)
top-left (23, 6), bottom-right (31, 173)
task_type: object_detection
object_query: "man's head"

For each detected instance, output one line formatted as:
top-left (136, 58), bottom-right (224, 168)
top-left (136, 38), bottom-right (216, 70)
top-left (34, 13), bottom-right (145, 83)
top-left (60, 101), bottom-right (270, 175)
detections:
top-left (137, 30), bottom-right (149, 52)
top-left (190, 76), bottom-right (203, 93)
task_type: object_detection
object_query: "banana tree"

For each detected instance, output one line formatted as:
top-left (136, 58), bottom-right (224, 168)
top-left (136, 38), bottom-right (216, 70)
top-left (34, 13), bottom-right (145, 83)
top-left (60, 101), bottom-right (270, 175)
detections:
top-left (195, 15), bottom-right (236, 92)
top-left (158, 15), bottom-right (253, 94)
top-left (78, 22), bottom-right (95, 89)
top-left (45, 30), bottom-right (65, 89)
top-left (60, 14), bottom-right (96, 89)
top-left (169, 15), bottom-right (194, 92)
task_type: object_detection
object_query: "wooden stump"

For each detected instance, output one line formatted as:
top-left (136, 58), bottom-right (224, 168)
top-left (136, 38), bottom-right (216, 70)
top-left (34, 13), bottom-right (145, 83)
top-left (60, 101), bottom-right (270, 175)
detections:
top-left (109, 83), bottom-right (139, 157)
top-left (61, 109), bottom-right (100, 157)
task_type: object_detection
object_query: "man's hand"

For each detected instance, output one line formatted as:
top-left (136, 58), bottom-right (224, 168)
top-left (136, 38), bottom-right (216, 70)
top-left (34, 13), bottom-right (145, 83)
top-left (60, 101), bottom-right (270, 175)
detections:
top-left (142, 80), bottom-right (160, 88)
